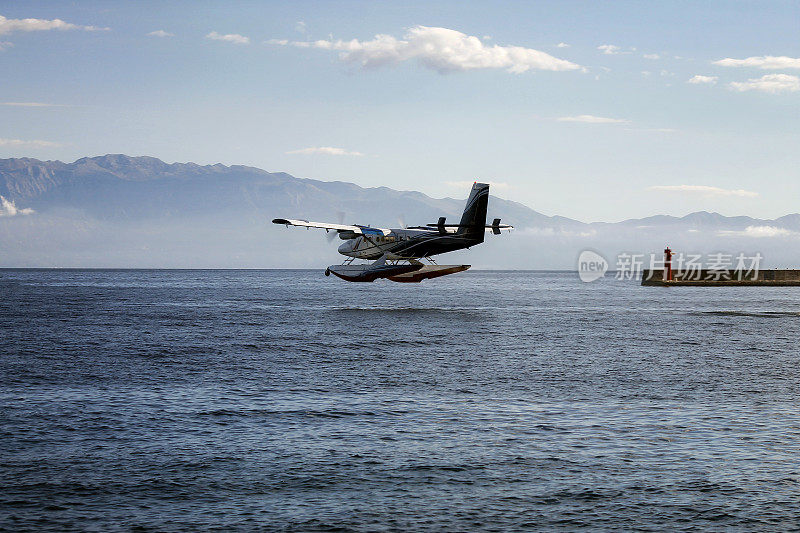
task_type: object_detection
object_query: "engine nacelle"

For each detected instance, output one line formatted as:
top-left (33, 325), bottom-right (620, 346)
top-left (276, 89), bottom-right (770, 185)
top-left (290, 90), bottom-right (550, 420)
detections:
top-left (339, 231), bottom-right (359, 240)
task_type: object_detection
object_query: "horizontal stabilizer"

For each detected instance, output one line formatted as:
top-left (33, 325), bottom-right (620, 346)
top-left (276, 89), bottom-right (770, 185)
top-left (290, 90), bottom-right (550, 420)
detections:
top-left (412, 222), bottom-right (514, 233)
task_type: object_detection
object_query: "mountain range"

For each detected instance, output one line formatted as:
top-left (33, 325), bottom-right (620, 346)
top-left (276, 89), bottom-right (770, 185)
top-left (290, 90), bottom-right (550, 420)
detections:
top-left (1, 155), bottom-right (798, 268)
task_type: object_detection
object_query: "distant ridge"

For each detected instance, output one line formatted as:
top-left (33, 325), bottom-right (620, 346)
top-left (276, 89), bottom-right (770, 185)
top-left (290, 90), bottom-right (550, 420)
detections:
top-left (1, 154), bottom-right (797, 230)
top-left (1, 155), bottom-right (798, 268)
top-left (0, 154), bottom-right (568, 229)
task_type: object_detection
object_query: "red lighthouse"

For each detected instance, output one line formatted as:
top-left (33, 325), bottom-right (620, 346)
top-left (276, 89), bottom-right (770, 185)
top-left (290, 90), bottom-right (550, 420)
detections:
top-left (664, 246), bottom-right (673, 282)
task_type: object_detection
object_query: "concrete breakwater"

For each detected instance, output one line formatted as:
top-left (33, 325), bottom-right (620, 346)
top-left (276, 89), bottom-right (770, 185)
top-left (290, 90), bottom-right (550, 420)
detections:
top-left (642, 269), bottom-right (800, 286)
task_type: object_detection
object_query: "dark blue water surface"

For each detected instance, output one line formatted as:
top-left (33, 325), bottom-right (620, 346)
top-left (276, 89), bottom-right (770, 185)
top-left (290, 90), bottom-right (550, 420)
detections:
top-left (2, 269), bottom-right (800, 531)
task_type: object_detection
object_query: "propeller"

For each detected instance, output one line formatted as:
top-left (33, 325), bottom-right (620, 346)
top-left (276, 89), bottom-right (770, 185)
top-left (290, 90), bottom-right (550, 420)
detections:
top-left (326, 210), bottom-right (346, 243)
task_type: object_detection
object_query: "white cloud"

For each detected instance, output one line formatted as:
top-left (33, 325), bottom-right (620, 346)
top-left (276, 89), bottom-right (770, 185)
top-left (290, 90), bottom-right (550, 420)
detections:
top-left (266, 38), bottom-right (288, 45)
top-left (643, 53), bottom-right (660, 60)
top-left (1, 101), bottom-right (66, 107)
top-left (598, 44), bottom-right (621, 55)
top-left (445, 180), bottom-right (510, 190)
top-left (0, 195), bottom-right (34, 217)
top-left (0, 137), bottom-right (62, 148)
top-left (687, 75), bottom-right (718, 85)
top-left (295, 21), bottom-right (307, 34)
top-left (713, 55), bottom-right (800, 70)
top-left (557, 114), bottom-right (629, 124)
top-left (648, 185), bottom-right (758, 197)
top-left (556, 42), bottom-right (569, 48)
top-left (271, 26), bottom-right (581, 74)
top-left (147, 30), bottom-right (174, 38)
top-left (718, 226), bottom-right (796, 238)
top-left (0, 14), bottom-right (108, 35)
top-left (286, 146), bottom-right (365, 156)
top-left (206, 31), bottom-right (249, 45)
top-left (729, 73), bottom-right (799, 94)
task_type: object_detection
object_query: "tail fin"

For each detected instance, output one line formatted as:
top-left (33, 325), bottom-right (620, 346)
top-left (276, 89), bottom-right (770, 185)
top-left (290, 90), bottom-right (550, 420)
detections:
top-left (457, 182), bottom-right (489, 242)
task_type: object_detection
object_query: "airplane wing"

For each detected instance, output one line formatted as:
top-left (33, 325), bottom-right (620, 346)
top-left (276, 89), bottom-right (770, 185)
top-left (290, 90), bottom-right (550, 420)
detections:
top-left (272, 218), bottom-right (391, 236)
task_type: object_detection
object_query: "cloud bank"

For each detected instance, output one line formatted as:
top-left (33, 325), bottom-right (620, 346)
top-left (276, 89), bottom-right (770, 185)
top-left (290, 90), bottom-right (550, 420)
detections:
top-left (147, 30), bottom-right (174, 38)
top-left (271, 26), bottom-right (581, 74)
top-left (0, 14), bottom-right (108, 35)
top-left (0, 196), bottom-right (34, 217)
top-left (286, 146), bottom-right (365, 156)
top-left (713, 56), bottom-right (800, 69)
top-left (729, 74), bottom-right (799, 94)
top-left (206, 31), bottom-right (249, 45)
top-left (718, 225), bottom-right (796, 238)
top-left (648, 185), bottom-right (758, 198)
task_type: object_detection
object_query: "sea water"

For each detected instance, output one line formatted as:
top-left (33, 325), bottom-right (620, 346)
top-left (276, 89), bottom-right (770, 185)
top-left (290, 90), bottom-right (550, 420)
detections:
top-left (2, 269), bottom-right (799, 530)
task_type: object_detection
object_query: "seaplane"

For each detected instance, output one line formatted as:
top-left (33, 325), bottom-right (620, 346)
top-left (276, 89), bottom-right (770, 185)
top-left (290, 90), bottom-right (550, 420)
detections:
top-left (272, 182), bottom-right (513, 282)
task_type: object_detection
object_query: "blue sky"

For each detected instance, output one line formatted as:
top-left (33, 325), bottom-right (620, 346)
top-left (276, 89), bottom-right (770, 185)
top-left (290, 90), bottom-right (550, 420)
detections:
top-left (1, 1), bottom-right (798, 221)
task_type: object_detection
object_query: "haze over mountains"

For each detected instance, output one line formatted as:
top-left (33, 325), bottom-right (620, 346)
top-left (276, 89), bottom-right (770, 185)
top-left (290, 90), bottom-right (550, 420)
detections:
top-left (1, 155), bottom-right (798, 269)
